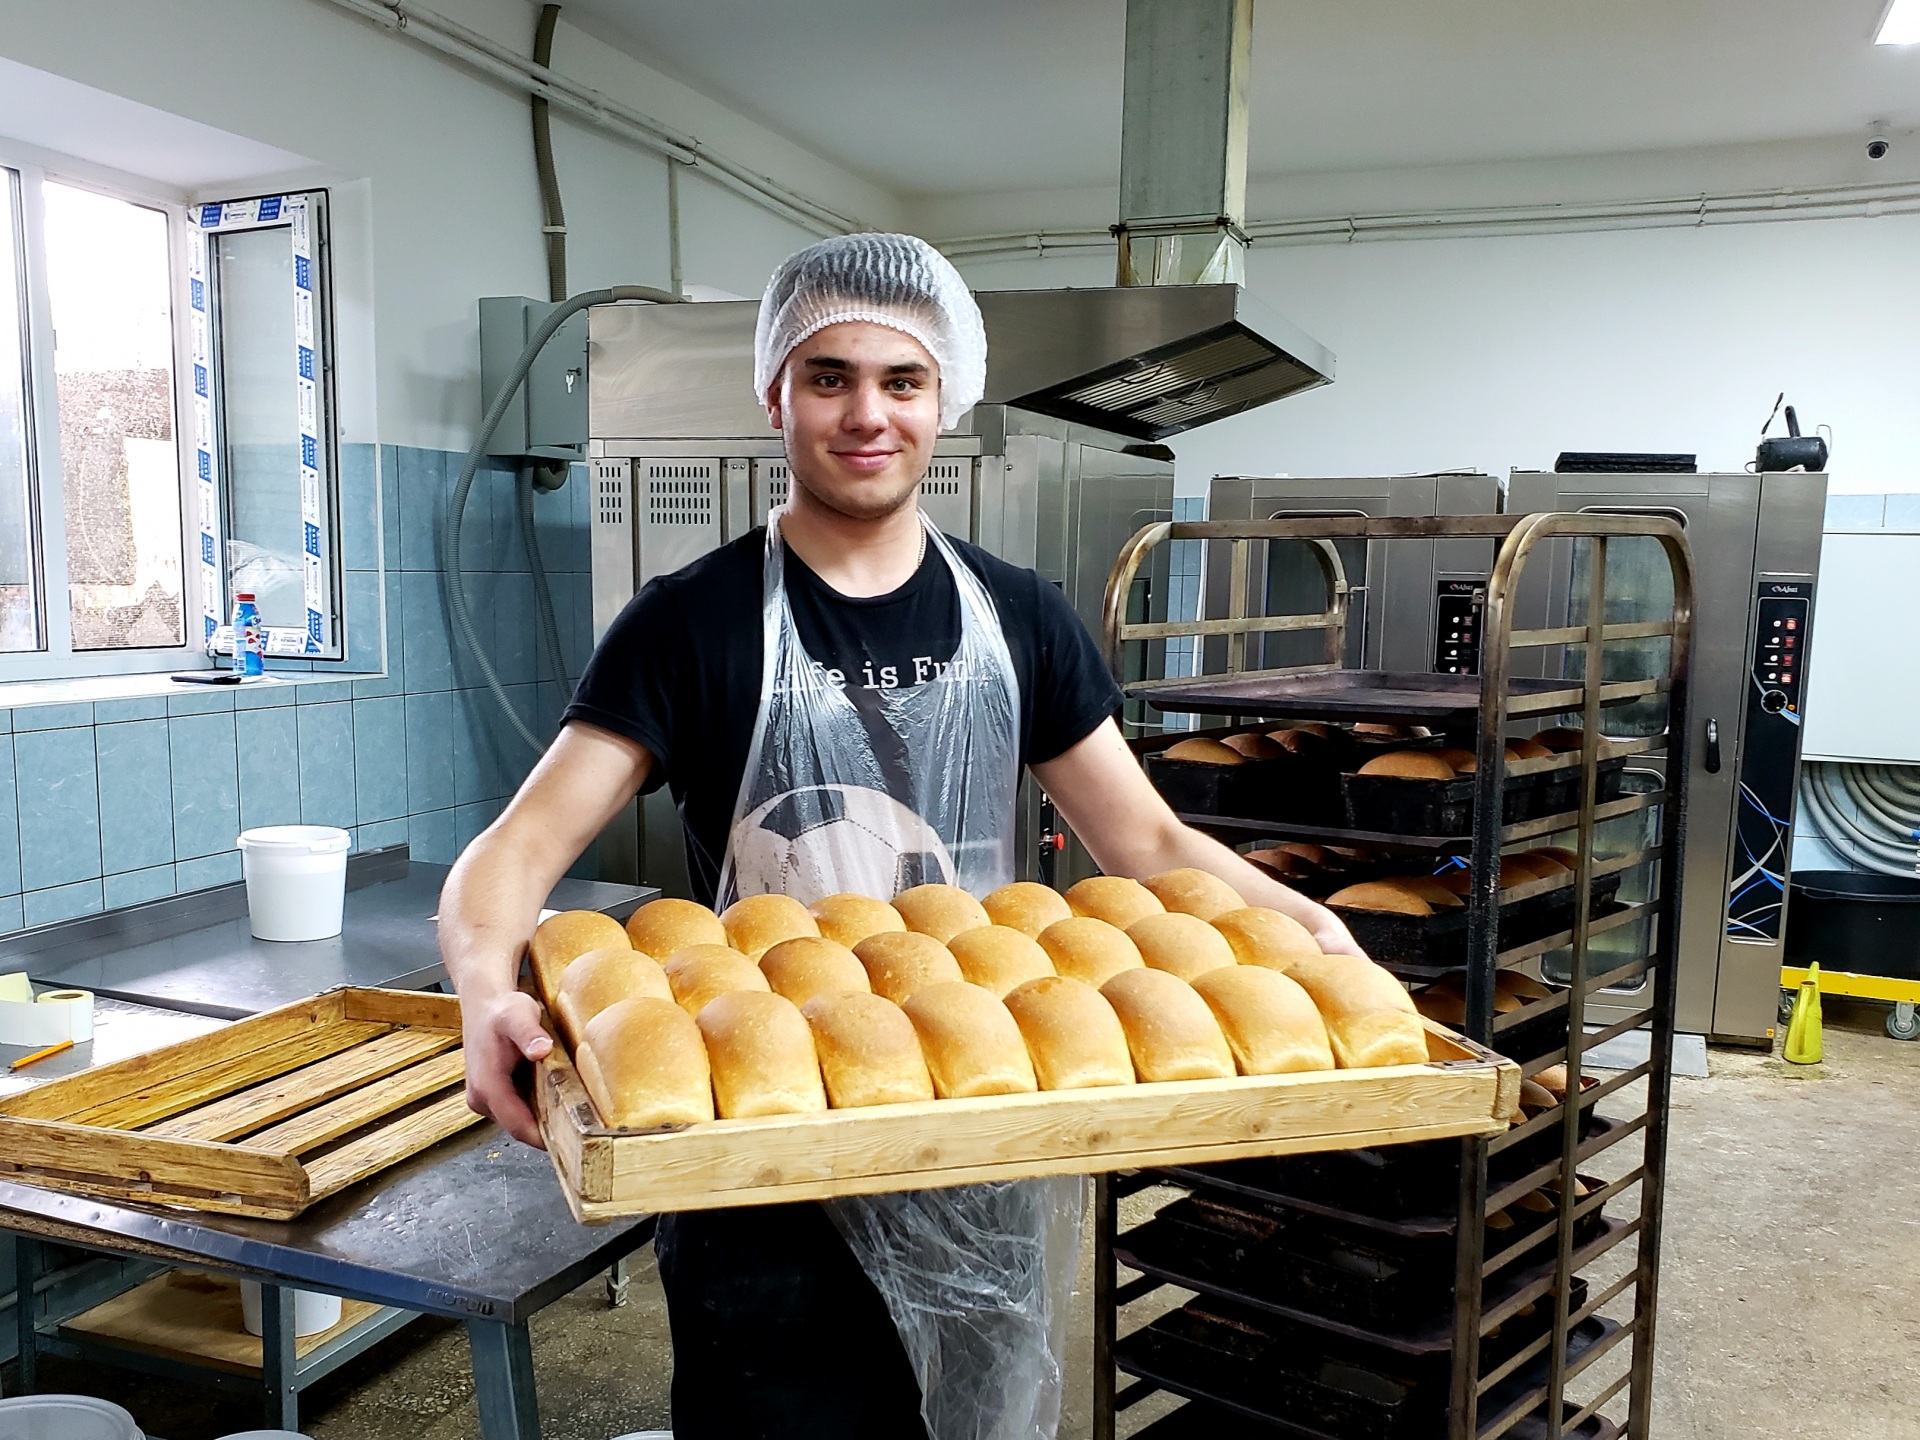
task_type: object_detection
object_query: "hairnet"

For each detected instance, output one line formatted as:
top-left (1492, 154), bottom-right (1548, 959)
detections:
top-left (753, 233), bottom-right (987, 430)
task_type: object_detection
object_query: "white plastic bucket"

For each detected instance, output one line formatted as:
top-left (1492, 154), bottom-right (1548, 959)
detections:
top-left (238, 1279), bottom-right (343, 1339)
top-left (0, 1395), bottom-right (143, 1440)
top-left (237, 827), bottom-right (351, 942)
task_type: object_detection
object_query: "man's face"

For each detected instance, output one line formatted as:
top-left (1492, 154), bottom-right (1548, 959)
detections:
top-left (768, 320), bottom-right (941, 522)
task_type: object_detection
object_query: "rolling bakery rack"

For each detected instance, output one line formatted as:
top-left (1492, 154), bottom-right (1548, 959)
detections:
top-left (1092, 514), bottom-right (1694, 1440)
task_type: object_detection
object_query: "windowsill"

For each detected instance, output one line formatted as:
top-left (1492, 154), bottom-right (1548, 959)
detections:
top-left (0, 670), bottom-right (388, 712)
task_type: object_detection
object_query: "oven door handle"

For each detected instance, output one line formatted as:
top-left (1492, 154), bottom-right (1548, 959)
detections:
top-left (1704, 717), bottom-right (1722, 775)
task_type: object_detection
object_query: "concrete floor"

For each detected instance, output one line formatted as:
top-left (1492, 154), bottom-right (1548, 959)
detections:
top-left (12, 997), bottom-right (1915, 1440)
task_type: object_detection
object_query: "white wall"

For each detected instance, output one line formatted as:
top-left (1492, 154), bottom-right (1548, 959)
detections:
top-left (955, 211), bottom-right (1920, 498)
top-left (0, 0), bottom-right (895, 450)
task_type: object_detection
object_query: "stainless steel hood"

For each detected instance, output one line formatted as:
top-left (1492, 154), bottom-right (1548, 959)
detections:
top-left (587, 283), bottom-right (1332, 444)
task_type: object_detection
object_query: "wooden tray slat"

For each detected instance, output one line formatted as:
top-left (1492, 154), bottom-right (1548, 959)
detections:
top-left (65, 1022), bottom-right (393, 1131)
top-left (301, 1090), bottom-right (486, 1202)
top-left (0, 1112), bottom-right (308, 1212)
top-left (145, 1029), bottom-right (460, 1143)
top-left (341, 988), bottom-right (463, 1029)
top-left (246, 1050), bottom-right (469, 1155)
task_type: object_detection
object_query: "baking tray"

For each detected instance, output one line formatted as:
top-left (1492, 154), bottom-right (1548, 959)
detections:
top-left (1142, 671), bottom-right (1584, 726)
top-left (535, 1015), bottom-right (1520, 1222)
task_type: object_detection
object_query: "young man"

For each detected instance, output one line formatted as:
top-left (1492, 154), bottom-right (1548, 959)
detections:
top-left (440, 233), bottom-right (1364, 1439)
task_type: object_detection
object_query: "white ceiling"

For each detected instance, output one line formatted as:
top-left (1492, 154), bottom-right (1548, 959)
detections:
top-left (565, 0), bottom-right (1920, 199)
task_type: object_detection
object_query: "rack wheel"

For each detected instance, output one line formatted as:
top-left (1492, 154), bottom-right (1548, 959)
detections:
top-left (1886, 1002), bottom-right (1919, 1042)
top-left (1779, 990), bottom-right (1796, 1026)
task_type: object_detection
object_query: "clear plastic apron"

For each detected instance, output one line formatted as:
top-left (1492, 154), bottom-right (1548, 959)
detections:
top-left (716, 512), bottom-right (1084, 1440)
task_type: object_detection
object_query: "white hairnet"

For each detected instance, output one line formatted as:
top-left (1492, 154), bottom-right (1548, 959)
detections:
top-left (753, 233), bottom-right (987, 430)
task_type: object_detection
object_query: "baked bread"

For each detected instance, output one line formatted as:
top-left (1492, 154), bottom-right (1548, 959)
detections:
top-left (982, 881), bottom-right (1073, 938)
top-left (1127, 911), bottom-right (1238, 982)
top-left (1433, 747), bottom-right (1478, 773)
top-left (1352, 722), bottom-right (1409, 740)
top-left (529, 910), bottom-right (630, 1009)
top-left (946, 926), bottom-right (1056, 997)
top-left (1531, 727), bottom-right (1587, 753)
top-left (1003, 976), bottom-right (1135, 1090)
top-left (1191, 965), bottom-right (1335, 1075)
top-left (1386, 875), bottom-right (1466, 908)
top-left (1533, 846), bottom-right (1580, 870)
top-left (1161, 737), bottom-right (1245, 765)
top-left (1221, 732), bottom-right (1285, 761)
top-left (809, 893), bottom-right (907, 949)
top-left (1356, 751), bottom-right (1455, 780)
top-left (625, 897), bottom-right (727, 959)
top-left (1515, 849), bottom-right (1573, 875)
top-left (1506, 737), bottom-right (1553, 761)
top-left (663, 944), bottom-right (772, 1017)
top-left (1268, 728), bottom-right (1328, 755)
top-left (901, 982), bottom-right (1038, 1098)
top-left (1275, 842), bottom-right (1334, 867)
top-left (1065, 876), bottom-right (1166, 929)
top-left (554, 947), bottom-right (673, 1045)
top-left (1326, 882), bottom-right (1434, 917)
top-left (891, 883), bottom-right (991, 943)
top-left (854, 930), bottom-right (966, 1004)
top-left (800, 991), bottom-right (935, 1108)
top-left (1283, 951), bottom-right (1427, 1068)
top-left (1502, 853), bottom-right (1564, 883)
top-left (1244, 847), bottom-right (1310, 881)
top-left (576, 998), bottom-right (714, 1129)
top-left (1037, 916), bottom-right (1146, 988)
top-left (696, 990), bottom-right (828, 1118)
top-left (758, 936), bottom-right (872, 1008)
top-left (720, 893), bottom-right (820, 960)
top-left (1211, 906), bottom-right (1322, 971)
top-left (1142, 868), bottom-right (1245, 922)
top-left (1434, 869), bottom-right (1473, 897)
top-left (1099, 968), bottom-right (1235, 1082)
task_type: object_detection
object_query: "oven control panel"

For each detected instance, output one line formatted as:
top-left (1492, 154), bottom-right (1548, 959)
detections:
top-left (1727, 579), bottom-right (1814, 944)
top-left (1433, 578), bottom-right (1486, 675)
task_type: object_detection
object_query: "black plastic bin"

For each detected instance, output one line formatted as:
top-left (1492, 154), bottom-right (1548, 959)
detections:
top-left (1786, 871), bottom-right (1920, 981)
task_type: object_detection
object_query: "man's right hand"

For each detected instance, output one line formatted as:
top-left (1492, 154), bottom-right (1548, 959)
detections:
top-left (463, 989), bottom-right (555, 1150)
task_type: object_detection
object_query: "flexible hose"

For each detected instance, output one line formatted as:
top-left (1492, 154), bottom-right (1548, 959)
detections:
top-left (531, 4), bottom-right (567, 304)
top-left (1798, 761), bottom-right (1920, 875)
top-left (443, 285), bottom-right (681, 753)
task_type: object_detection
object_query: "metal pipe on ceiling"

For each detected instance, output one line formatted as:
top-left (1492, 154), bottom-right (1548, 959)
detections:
top-left (316, 0), bottom-right (868, 237)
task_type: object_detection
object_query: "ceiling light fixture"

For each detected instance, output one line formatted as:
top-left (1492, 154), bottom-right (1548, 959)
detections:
top-left (1878, 0), bottom-right (1920, 44)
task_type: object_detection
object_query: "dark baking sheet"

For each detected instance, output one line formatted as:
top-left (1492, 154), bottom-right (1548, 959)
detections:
top-left (1142, 671), bottom-right (1578, 725)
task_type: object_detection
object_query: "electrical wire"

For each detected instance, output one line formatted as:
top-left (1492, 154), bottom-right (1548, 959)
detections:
top-left (443, 285), bottom-right (681, 754)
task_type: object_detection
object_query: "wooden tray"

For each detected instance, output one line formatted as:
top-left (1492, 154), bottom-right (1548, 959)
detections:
top-left (0, 988), bottom-right (481, 1219)
top-left (535, 1018), bottom-right (1521, 1223)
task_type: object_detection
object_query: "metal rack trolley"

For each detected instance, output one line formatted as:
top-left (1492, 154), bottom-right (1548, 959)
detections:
top-left (1091, 514), bottom-right (1694, 1440)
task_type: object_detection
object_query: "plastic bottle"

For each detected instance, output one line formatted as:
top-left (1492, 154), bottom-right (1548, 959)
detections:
top-left (232, 592), bottom-right (264, 678)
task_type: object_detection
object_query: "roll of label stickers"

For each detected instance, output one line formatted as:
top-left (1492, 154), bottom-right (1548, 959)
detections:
top-left (0, 973), bottom-right (95, 1048)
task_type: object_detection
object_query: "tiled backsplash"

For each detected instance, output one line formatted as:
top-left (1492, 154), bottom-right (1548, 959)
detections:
top-left (0, 444), bottom-right (594, 933)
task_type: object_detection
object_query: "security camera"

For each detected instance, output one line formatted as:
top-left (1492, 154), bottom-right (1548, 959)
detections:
top-left (1867, 134), bottom-right (1890, 161)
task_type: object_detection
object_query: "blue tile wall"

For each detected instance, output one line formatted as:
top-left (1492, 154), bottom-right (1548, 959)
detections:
top-left (0, 446), bottom-right (595, 930)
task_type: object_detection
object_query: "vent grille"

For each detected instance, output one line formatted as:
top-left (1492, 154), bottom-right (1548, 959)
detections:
top-left (644, 461), bottom-right (716, 527)
top-left (1060, 332), bottom-right (1278, 413)
top-left (921, 460), bottom-right (967, 497)
top-left (595, 474), bottom-right (625, 527)
top-left (1128, 361), bottom-right (1315, 430)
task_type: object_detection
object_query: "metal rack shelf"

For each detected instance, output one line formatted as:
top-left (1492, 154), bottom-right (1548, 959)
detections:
top-left (1094, 512), bottom-right (1693, 1440)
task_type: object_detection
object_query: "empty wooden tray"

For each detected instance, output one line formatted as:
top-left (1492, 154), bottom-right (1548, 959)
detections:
top-left (0, 988), bottom-right (481, 1219)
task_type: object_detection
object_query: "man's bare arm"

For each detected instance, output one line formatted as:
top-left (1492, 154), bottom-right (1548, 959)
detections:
top-left (440, 721), bottom-right (653, 1146)
top-left (1031, 719), bottom-right (1365, 958)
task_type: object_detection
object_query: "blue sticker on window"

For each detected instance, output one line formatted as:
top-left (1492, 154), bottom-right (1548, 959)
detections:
top-left (199, 204), bottom-right (223, 227)
top-left (308, 611), bottom-right (324, 644)
top-left (259, 196), bottom-right (282, 221)
top-left (205, 615), bottom-right (218, 643)
top-left (190, 278), bottom-right (204, 311)
top-left (298, 346), bottom-right (314, 381)
top-left (197, 450), bottom-right (212, 482)
top-left (301, 435), bottom-right (317, 468)
top-left (294, 254), bottom-right (311, 291)
top-left (194, 364), bottom-right (208, 397)
top-left (304, 521), bottom-right (321, 557)
top-left (201, 533), bottom-right (215, 565)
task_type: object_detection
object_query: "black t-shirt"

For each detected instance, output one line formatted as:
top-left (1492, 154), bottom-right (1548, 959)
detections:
top-left (565, 527), bottom-right (1122, 904)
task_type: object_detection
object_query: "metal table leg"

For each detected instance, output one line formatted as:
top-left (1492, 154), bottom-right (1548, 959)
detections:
top-left (11, 1236), bottom-right (37, 1394)
top-left (259, 1283), bottom-right (300, 1432)
top-left (606, 1256), bottom-right (629, 1309)
top-left (468, 1318), bottom-right (539, 1440)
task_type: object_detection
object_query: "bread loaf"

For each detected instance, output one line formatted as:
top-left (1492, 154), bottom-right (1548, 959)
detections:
top-left (1221, 732), bottom-right (1285, 761)
top-left (1531, 727), bottom-right (1587, 753)
top-left (901, 982), bottom-right (1038, 1098)
top-left (1386, 875), bottom-right (1465, 908)
top-left (1099, 968), bottom-right (1235, 1082)
top-left (1282, 951), bottom-right (1427, 1068)
top-left (1433, 747), bottom-right (1478, 773)
top-left (1037, 916), bottom-right (1146, 988)
top-left (946, 926), bottom-right (1056, 997)
top-left (529, 910), bottom-right (630, 1008)
top-left (555, 946), bottom-right (673, 1045)
top-left (854, 930), bottom-right (965, 1004)
top-left (1512, 850), bottom-right (1572, 876)
top-left (1353, 722), bottom-right (1410, 740)
top-left (1356, 750), bottom-right (1455, 780)
top-left (1506, 737), bottom-right (1553, 761)
top-left (809, 893), bottom-right (906, 949)
top-left (1003, 976), bottom-right (1135, 1090)
top-left (1435, 869), bottom-right (1473, 897)
top-left (757, 936), bottom-right (871, 1008)
top-left (1161, 737), bottom-right (1245, 765)
top-left (1326, 882), bottom-right (1434, 916)
top-left (720, 893), bottom-right (820, 960)
top-left (576, 998), bottom-right (713, 1129)
top-left (1065, 875), bottom-right (1165, 929)
top-left (1244, 847), bottom-right (1310, 881)
top-left (625, 897), bottom-right (727, 958)
top-left (1533, 846), bottom-right (1579, 870)
top-left (1127, 911), bottom-right (1237, 982)
top-left (696, 990), bottom-right (828, 1118)
top-left (891, 883), bottom-right (991, 943)
top-left (800, 991), bottom-right (936, 1108)
top-left (664, 945), bottom-right (772, 1017)
top-left (1191, 965), bottom-right (1335, 1075)
top-left (1142, 867), bottom-right (1245, 922)
top-left (1211, 906), bottom-right (1322, 971)
top-left (981, 881), bottom-right (1073, 938)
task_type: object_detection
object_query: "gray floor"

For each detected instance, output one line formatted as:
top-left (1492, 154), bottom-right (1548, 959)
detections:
top-left (12, 997), bottom-right (1915, 1440)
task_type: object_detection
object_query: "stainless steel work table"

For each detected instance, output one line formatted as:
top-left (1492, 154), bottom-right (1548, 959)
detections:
top-left (0, 851), bottom-right (660, 1437)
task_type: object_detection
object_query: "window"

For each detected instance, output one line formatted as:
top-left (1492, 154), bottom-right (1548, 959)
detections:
top-left (0, 150), bottom-right (342, 681)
